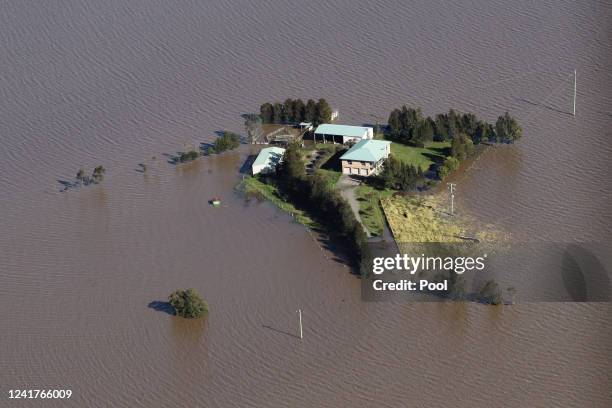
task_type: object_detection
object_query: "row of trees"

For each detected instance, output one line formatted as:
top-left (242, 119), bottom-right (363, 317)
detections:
top-left (275, 142), bottom-right (367, 266)
top-left (175, 132), bottom-right (241, 163)
top-left (387, 106), bottom-right (522, 147)
top-left (260, 98), bottom-right (332, 126)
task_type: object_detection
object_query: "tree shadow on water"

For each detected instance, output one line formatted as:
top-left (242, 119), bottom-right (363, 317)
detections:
top-left (148, 301), bottom-right (175, 315)
top-left (57, 179), bottom-right (79, 192)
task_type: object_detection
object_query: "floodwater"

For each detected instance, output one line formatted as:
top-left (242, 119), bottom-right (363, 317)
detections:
top-left (1, 0), bottom-right (611, 407)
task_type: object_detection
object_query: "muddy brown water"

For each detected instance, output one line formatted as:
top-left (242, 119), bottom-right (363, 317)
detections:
top-left (1, 0), bottom-right (611, 406)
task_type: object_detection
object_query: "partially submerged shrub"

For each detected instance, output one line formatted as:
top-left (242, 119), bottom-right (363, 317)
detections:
top-left (179, 150), bottom-right (200, 162)
top-left (478, 280), bottom-right (503, 305)
top-left (209, 131), bottom-right (240, 154)
top-left (168, 288), bottom-right (209, 318)
top-left (75, 165), bottom-right (106, 185)
top-left (92, 165), bottom-right (106, 183)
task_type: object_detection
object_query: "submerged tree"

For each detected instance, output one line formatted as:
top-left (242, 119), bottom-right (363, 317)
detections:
top-left (495, 112), bottom-right (522, 143)
top-left (478, 280), bottom-right (503, 305)
top-left (92, 165), bottom-right (106, 183)
top-left (168, 288), bottom-right (209, 318)
top-left (178, 151), bottom-right (199, 162)
top-left (209, 131), bottom-right (240, 154)
top-left (448, 274), bottom-right (467, 301)
top-left (245, 114), bottom-right (263, 144)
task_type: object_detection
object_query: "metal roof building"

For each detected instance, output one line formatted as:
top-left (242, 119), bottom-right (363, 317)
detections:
top-left (340, 139), bottom-right (391, 176)
top-left (252, 147), bottom-right (286, 175)
top-left (314, 124), bottom-right (373, 144)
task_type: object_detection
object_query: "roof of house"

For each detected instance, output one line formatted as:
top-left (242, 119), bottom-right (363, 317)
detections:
top-left (340, 139), bottom-right (391, 162)
top-left (253, 147), bottom-right (285, 168)
top-left (314, 124), bottom-right (371, 138)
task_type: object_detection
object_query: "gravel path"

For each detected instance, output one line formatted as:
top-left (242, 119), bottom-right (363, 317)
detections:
top-left (337, 175), bottom-right (371, 238)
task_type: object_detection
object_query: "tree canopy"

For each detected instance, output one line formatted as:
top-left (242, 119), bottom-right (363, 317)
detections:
top-left (386, 105), bottom-right (523, 147)
top-left (495, 112), bottom-right (522, 143)
top-left (385, 105), bottom-right (522, 180)
top-left (168, 288), bottom-right (209, 318)
top-left (450, 133), bottom-right (474, 161)
top-left (244, 114), bottom-right (263, 144)
top-left (377, 155), bottom-right (424, 191)
top-left (259, 98), bottom-right (333, 125)
top-left (210, 131), bottom-right (240, 153)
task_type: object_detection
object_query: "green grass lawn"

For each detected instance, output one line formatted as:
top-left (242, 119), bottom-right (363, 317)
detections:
top-left (313, 143), bottom-right (339, 151)
top-left (390, 141), bottom-right (450, 171)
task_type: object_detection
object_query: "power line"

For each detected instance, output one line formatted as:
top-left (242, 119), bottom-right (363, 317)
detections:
top-left (522, 71), bottom-right (575, 123)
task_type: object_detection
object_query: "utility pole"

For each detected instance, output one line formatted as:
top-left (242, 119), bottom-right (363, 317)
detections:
top-left (573, 69), bottom-right (577, 116)
top-left (447, 183), bottom-right (456, 216)
top-left (297, 309), bottom-right (303, 339)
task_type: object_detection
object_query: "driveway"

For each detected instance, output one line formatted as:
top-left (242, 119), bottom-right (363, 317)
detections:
top-left (336, 175), bottom-right (371, 238)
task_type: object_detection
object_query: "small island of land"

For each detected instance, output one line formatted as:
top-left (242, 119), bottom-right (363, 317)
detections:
top-left (240, 99), bottom-right (521, 288)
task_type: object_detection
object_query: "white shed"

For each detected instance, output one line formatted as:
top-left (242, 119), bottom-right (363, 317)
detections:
top-left (252, 147), bottom-right (286, 175)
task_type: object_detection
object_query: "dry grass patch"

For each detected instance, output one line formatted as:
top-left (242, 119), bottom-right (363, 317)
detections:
top-left (382, 195), bottom-right (464, 243)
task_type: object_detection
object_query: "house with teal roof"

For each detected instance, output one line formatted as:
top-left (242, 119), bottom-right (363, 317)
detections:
top-left (340, 139), bottom-right (391, 176)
